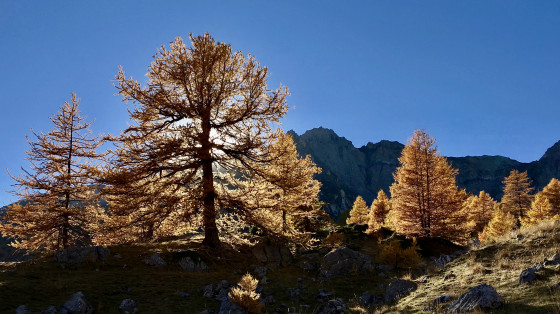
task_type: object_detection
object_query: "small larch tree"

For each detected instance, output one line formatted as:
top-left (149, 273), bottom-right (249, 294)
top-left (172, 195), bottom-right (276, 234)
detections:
top-left (367, 189), bottom-right (391, 232)
top-left (480, 204), bottom-right (517, 242)
top-left (522, 192), bottom-right (556, 226)
top-left (108, 33), bottom-right (302, 248)
top-left (541, 178), bottom-right (560, 216)
top-left (346, 195), bottom-right (369, 225)
top-left (0, 94), bottom-right (103, 252)
top-left (390, 130), bottom-right (467, 242)
top-left (462, 191), bottom-right (497, 236)
top-left (500, 169), bottom-right (534, 225)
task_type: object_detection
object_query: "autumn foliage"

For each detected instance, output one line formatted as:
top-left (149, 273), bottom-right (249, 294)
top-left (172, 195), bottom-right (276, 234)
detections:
top-left (389, 130), bottom-right (467, 242)
top-left (367, 190), bottom-right (391, 232)
top-left (0, 94), bottom-right (103, 252)
top-left (346, 196), bottom-right (369, 225)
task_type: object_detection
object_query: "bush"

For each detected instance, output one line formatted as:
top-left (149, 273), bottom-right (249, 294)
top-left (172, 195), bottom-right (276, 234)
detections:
top-left (228, 273), bottom-right (263, 313)
top-left (379, 238), bottom-right (422, 269)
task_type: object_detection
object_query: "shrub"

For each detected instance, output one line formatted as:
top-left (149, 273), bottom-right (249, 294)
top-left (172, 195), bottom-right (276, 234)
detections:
top-left (228, 273), bottom-right (263, 313)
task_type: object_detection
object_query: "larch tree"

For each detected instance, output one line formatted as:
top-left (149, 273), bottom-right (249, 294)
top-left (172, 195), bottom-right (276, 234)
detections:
top-left (107, 33), bottom-right (314, 248)
top-left (227, 132), bottom-right (324, 244)
top-left (346, 196), bottom-right (369, 225)
top-left (522, 192), bottom-right (555, 226)
top-left (389, 130), bottom-right (467, 242)
top-left (0, 94), bottom-right (103, 252)
top-left (541, 178), bottom-right (560, 216)
top-left (500, 170), bottom-right (534, 225)
top-left (462, 191), bottom-right (497, 236)
top-left (480, 204), bottom-right (516, 242)
top-left (367, 189), bottom-right (391, 232)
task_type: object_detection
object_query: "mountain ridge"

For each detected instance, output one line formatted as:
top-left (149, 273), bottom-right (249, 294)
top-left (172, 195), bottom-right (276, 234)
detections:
top-left (289, 127), bottom-right (560, 219)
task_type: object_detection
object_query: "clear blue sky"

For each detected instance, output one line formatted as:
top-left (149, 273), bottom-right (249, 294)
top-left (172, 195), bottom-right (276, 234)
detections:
top-left (1, 1), bottom-right (559, 206)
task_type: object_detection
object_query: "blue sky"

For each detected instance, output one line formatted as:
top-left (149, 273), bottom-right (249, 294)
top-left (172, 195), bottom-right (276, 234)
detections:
top-left (1, 1), bottom-right (559, 206)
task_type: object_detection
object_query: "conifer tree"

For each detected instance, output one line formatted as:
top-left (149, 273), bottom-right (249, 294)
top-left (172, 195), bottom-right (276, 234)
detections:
top-left (346, 196), bottom-right (369, 225)
top-left (0, 94), bottom-right (103, 252)
top-left (541, 178), bottom-right (560, 216)
top-left (522, 192), bottom-right (555, 226)
top-left (389, 130), bottom-right (467, 242)
top-left (462, 191), bottom-right (497, 235)
top-left (107, 33), bottom-right (311, 247)
top-left (481, 204), bottom-right (516, 241)
top-left (367, 189), bottom-right (391, 232)
top-left (500, 170), bottom-right (534, 225)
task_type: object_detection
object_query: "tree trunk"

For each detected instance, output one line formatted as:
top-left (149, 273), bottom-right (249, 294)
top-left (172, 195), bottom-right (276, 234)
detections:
top-left (200, 113), bottom-right (220, 248)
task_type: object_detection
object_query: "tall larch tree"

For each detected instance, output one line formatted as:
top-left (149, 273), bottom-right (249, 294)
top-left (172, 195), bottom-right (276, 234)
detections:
top-left (462, 191), bottom-right (497, 236)
top-left (500, 170), bottom-right (534, 225)
top-left (541, 178), bottom-right (560, 216)
top-left (389, 130), bottom-right (467, 242)
top-left (367, 189), bottom-right (391, 232)
top-left (108, 33), bottom-right (295, 248)
top-left (346, 196), bottom-right (369, 225)
top-left (0, 94), bottom-right (103, 252)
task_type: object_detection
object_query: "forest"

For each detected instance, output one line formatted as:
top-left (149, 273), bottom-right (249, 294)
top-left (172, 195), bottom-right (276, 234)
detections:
top-left (2, 33), bottom-right (560, 314)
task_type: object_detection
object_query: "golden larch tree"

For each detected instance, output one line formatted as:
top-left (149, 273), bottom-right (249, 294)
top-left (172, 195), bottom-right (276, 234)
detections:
top-left (500, 169), bottom-right (534, 225)
top-left (462, 191), bottom-right (497, 236)
top-left (541, 178), bottom-right (560, 216)
top-left (0, 94), bottom-right (103, 252)
top-left (107, 33), bottom-right (314, 247)
top-left (346, 196), bottom-right (369, 225)
top-left (367, 189), bottom-right (391, 232)
top-left (228, 132), bottom-right (323, 244)
top-left (522, 192), bottom-right (556, 226)
top-left (389, 130), bottom-right (467, 242)
top-left (480, 204), bottom-right (517, 242)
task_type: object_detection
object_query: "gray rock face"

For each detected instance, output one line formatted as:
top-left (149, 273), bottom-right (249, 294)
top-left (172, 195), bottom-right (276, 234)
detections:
top-left (55, 246), bottom-right (110, 264)
top-left (143, 253), bottom-right (166, 267)
top-left (319, 247), bottom-right (373, 280)
top-left (251, 244), bottom-right (292, 265)
top-left (60, 291), bottom-right (93, 314)
top-left (447, 284), bottom-right (503, 313)
top-left (178, 256), bottom-right (208, 272)
top-left (315, 298), bottom-right (347, 314)
top-left (384, 279), bottom-right (417, 303)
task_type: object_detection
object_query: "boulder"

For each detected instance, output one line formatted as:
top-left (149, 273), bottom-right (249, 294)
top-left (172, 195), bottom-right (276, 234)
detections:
top-left (431, 294), bottom-right (451, 306)
top-left (319, 247), bottom-right (373, 280)
top-left (15, 305), bottom-right (32, 314)
top-left (119, 299), bottom-right (137, 314)
top-left (55, 246), bottom-right (110, 264)
top-left (143, 253), bottom-right (166, 267)
top-left (447, 284), bottom-right (503, 312)
top-left (384, 279), bottom-right (417, 303)
top-left (202, 280), bottom-right (231, 301)
top-left (251, 243), bottom-right (292, 265)
top-left (359, 292), bottom-right (383, 306)
top-left (60, 291), bottom-right (93, 314)
top-left (519, 267), bottom-right (538, 284)
top-left (217, 297), bottom-right (248, 314)
top-left (178, 256), bottom-right (208, 272)
top-left (315, 298), bottom-right (347, 314)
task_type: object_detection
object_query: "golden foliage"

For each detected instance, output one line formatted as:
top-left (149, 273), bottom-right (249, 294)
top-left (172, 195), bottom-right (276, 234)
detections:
top-left (102, 33), bottom-right (323, 247)
top-left (379, 238), bottom-right (422, 269)
top-left (323, 231), bottom-right (344, 247)
top-left (500, 170), bottom-right (534, 224)
top-left (367, 189), bottom-right (391, 232)
top-left (346, 196), bottom-right (369, 225)
top-left (228, 273), bottom-right (263, 313)
top-left (541, 178), bottom-right (560, 216)
top-left (389, 130), bottom-right (468, 242)
top-left (462, 191), bottom-right (497, 236)
top-left (481, 205), bottom-right (517, 242)
top-left (0, 94), bottom-right (104, 252)
top-left (522, 192), bottom-right (557, 227)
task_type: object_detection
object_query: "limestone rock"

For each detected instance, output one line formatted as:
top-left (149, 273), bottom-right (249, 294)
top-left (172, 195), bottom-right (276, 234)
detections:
top-left (447, 284), bottom-right (503, 313)
top-left (55, 246), bottom-right (110, 264)
top-left (178, 256), bottom-right (208, 272)
top-left (60, 291), bottom-right (93, 314)
top-left (384, 279), bottom-right (417, 303)
top-left (143, 253), bottom-right (166, 267)
top-left (319, 247), bottom-right (373, 280)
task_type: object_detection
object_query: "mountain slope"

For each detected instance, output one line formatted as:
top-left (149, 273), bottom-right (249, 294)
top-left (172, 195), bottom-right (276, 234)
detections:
top-left (290, 128), bottom-right (560, 219)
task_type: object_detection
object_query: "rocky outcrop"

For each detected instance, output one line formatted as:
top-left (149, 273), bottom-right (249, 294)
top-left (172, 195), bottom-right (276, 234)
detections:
top-left (60, 291), bottom-right (93, 314)
top-left (55, 246), bottom-right (110, 264)
top-left (447, 284), bottom-right (503, 312)
top-left (178, 256), bottom-right (208, 272)
top-left (384, 279), bottom-right (417, 303)
top-left (143, 253), bottom-right (166, 267)
top-left (319, 247), bottom-right (373, 280)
